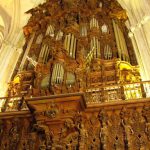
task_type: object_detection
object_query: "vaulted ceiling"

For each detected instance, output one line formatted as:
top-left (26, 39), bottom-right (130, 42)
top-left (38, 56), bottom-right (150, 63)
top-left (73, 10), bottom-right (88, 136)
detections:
top-left (1, 0), bottom-right (149, 48)
top-left (0, 0), bottom-right (45, 47)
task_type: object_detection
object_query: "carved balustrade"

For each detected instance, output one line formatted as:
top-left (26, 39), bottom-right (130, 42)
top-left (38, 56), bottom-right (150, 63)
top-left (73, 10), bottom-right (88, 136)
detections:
top-left (1, 80), bottom-right (150, 113)
top-left (86, 80), bottom-right (150, 104)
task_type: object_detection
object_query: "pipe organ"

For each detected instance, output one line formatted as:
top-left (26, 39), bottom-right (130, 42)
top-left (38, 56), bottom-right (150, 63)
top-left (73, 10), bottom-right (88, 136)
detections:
top-left (112, 20), bottom-right (129, 61)
top-left (9, 0), bottom-right (138, 100)
top-left (80, 25), bottom-right (87, 37)
top-left (3, 1), bottom-right (147, 150)
top-left (104, 45), bottom-right (112, 60)
top-left (19, 33), bottom-right (35, 71)
top-left (51, 63), bottom-right (64, 85)
top-left (90, 37), bottom-right (101, 58)
top-left (90, 18), bottom-right (99, 29)
top-left (64, 33), bottom-right (77, 58)
top-left (38, 44), bottom-right (50, 64)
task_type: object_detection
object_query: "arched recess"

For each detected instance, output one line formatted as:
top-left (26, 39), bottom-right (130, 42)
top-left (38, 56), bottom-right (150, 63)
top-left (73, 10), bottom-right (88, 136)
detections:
top-left (117, 0), bottom-right (150, 80)
top-left (0, 0), bottom-right (21, 99)
top-left (0, 5), bottom-right (11, 48)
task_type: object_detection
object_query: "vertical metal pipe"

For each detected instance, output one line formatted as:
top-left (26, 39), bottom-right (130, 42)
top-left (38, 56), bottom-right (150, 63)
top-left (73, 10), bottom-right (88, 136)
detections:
top-left (56, 64), bottom-right (59, 84)
top-left (85, 26), bottom-right (87, 36)
top-left (93, 18), bottom-right (95, 28)
top-left (93, 37), bottom-right (96, 58)
top-left (45, 46), bottom-right (49, 63)
top-left (61, 65), bottom-right (64, 83)
top-left (120, 30), bottom-right (129, 61)
top-left (51, 64), bottom-right (56, 84)
top-left (107, 45), bottom-right (109, 59)
top-left (90, 39), bottom-right (92, 51)
top-left (67, 34), bottom-right (71, 52)
top-left (90, 19), bottom-right (92, 29)
top-left (73, 38), bottom-right (77, 58)
top-left (46, 25), bottom-right (50, 35)
top-left (64, 35), bottom-right (67, 50)
top-left (54, 64), bottom-right (57, 84)
top-left (112, 20), bottom-right (122, 59)
top-left (59, 64), bottom-right (62, 84)
top-left (97, 39), bottom-right (100, 58)
top-left (70, 34), bottom-right (74, 57)
top-left (43, 45), bottom-right (47, 63)
top-left (117, 26), bottom-right (124, 60)
top-left (56, 64), bottom-right (60, 84)
top-left (38, 45), bottom-right (44, 62)
top-left (104, 45), bottom-right (106, 59)
top-left (19, 33), bottom-right (35, 70)
top-left (99, 41), bottom-right (101, 58)
top-left (96, 19), bottom-right (99, 29)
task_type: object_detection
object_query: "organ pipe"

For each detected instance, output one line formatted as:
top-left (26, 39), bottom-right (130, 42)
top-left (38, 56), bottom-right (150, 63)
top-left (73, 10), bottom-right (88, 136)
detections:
top-left (90, 18), bottom-right (99, 29)
top-left (70, 34), bottom-right (74, 57)
top-left (113, 20), bottom-right (129, 61)
top-left (117, 25), bottom-right (124, 60)
top-left (113, 20), bottom-right (120, 58)
top-left (73, 38), bottom-right (77, 58)
top-left (38, 44), bottom-right (50, 64)
top-left (90, 37), bottom-right (101, 58)
top-left (19, 33), bottom-right (35, 71)
top-left (104, 45), bottom-right (112, 60)
top-left (51, 63), bottom-right (64, 85)
top-left (64, 33), bottom-right (77, 58)
top-left (120, 29), bottom-right (129, 61)
top-left (94, 37), bottom-right (96, 57)
top-left (56, 64), bottom-right (59, 84)
top-left (67, 33), bottom-right (71, 53)
top-left (80, 25), bottom-right (87, 37)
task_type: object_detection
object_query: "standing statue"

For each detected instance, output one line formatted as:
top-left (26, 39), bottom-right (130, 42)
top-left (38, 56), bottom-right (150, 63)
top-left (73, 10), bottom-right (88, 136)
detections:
top-left (78, 123), bottom-right (88, 149)
top-left (121, 119), bottom-right (134, 150)
top-left (99, 122), bottom-right (108, 150)
top-left (0, 120), bottom-right (3, 136)
top-left (120, 107), bottom-right (134, 149)
top-left (34, 123), bottom-right (54, 149)
top-left (45, 129), bottom-right (54, 149)
top-left (145, 123), bottom-right (150, 141)
top-left (142, 105), bottom-right (150, 141)
top-left (28, 132), bottom-right (37, 150)
top-left (114, 136), bottom-right (121, 150)
top-left (9, 119), bottom-right (20, 150)
top-left (142, 105), bottom-right (150, 123)
top-left (138, 134), bottom-right (146, 150)
top-left (98, 109), bottom-right (109, 150)
top-left (98, 109), bottom-right (109, 126)
top-left (39, 135), bottom-right (46, 150)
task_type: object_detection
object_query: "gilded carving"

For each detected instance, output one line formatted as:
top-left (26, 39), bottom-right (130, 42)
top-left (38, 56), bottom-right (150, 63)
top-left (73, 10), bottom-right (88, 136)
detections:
top-left (9, 118), bottom-right (20, 150)
top-left (1, 0), bottom-right (150, 150)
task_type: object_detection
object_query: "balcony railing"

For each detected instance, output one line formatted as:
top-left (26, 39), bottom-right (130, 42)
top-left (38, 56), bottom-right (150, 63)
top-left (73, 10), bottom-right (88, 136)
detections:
top-left (85, 81), bottom-right (150, 104)
top-left (0, 81), bottom-right (150, 112)
top-left (0, 96), bottom-right (28, 112)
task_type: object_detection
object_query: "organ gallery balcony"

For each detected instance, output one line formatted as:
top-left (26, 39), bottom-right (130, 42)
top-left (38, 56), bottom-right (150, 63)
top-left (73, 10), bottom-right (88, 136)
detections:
top-left (0, 80), bottom-right (150, 113)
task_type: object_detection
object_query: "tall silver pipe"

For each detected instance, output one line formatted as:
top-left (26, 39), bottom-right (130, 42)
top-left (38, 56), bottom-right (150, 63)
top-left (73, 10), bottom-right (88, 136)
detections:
top-left (19, 33), bottom-right (35, 71)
